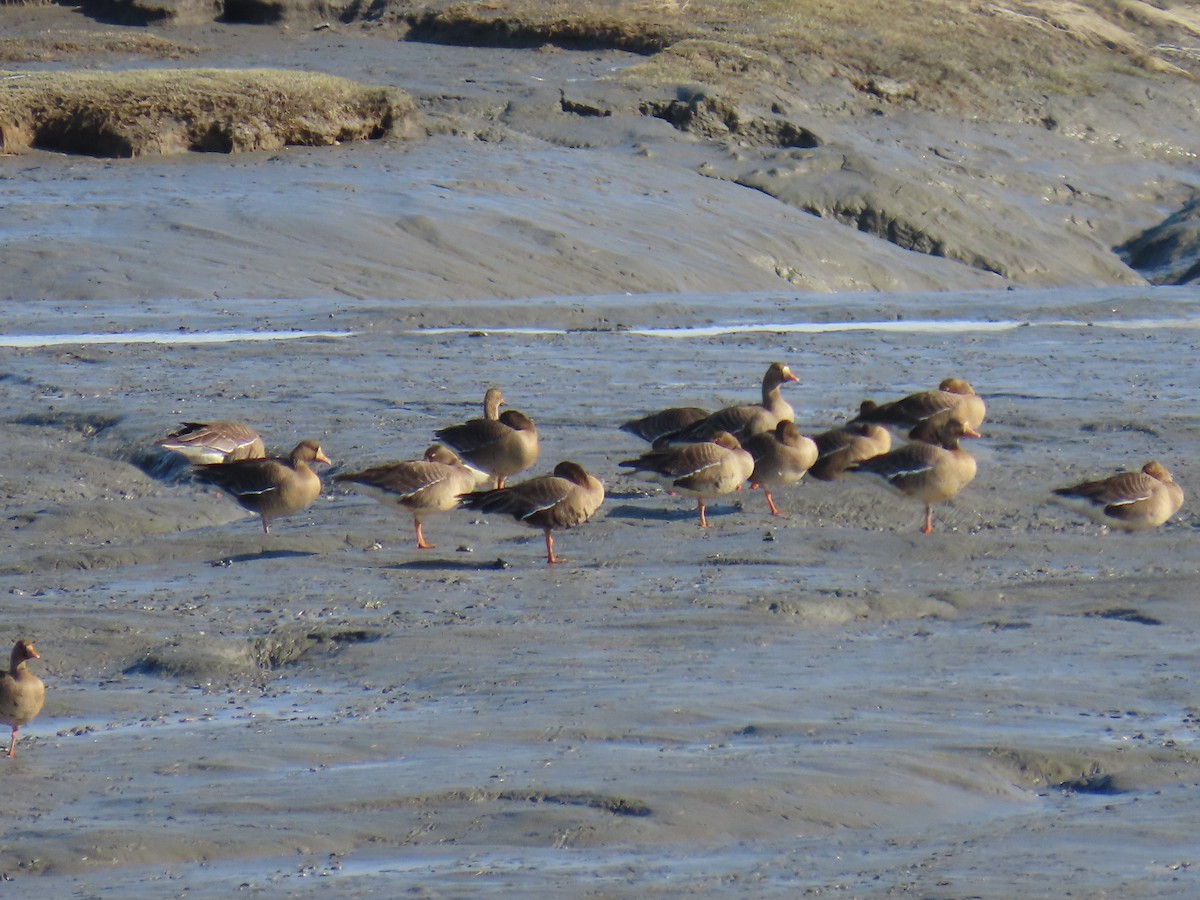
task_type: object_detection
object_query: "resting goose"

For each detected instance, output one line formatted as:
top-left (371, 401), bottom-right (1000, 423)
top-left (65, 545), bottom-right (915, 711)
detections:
top-left (334, 445), bottom-right (479, 549)
top-left (1, 639), bottom-right (44, 759)
top-left (855, 377), bottom-right (986, 434)
top-left (1053, 460), bottom-right (1184, 531)
top-left (157, 421), bottom-right (266, 464)
top-left (808, 417), bottom-right (893, 482)
top-left (435, 389), bottom-right (539, 489)
top-left (194, 439), bottom-right (331, 533)
top-left (670, 362), bottom-right (800, 443)
top-left (459, 461), bottom-right (604, 564)
top-left (620, 406), bottom-right (711, 447)
top-left (850, 418), bottom-right (980, 534)
top-left (743, 420), bottom-right (818, 516)
top-left (620, 431), bottom-right (755, 528)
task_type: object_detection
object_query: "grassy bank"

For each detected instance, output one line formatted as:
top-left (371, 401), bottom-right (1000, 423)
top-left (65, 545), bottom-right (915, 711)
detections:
top-left (0, 67), bottom-right (412, 155)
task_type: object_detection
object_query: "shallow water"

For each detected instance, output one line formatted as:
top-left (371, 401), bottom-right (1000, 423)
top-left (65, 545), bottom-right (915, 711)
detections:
top-left (1, 282), bottom-right (1198, 897)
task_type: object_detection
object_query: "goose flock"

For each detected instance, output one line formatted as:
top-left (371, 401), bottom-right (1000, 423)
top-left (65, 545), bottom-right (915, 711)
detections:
top-left (2, 364), bottom-right (1188, 760)
top-left (144, 362), bottom-right (1184, 562)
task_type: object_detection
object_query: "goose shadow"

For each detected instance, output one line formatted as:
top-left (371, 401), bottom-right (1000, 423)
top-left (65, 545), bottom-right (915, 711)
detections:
top-left (603, 502), bottom-right (742, 523)
top-left (211, 549), bottom-right (320, 566)
top-left (387, 557), bottom-right (517, 572)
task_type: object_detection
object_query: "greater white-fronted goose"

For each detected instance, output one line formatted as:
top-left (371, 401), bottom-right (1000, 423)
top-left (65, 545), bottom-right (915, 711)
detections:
top-left (620, 431), bottom-right (755, 528)
top-left (1, 639), bottom-right (44, 759)
top-left (334, 444), bottom-right (479, 549)
top-left (744, 420), bottom-right (818, 516)
top-left (850, 418), bottom-right (980, 534)
top-left (855, 377), bottom-right (986, 434)
top-left (808, 418), bottom-right (893, 482)
top-left (194, 439), bottom-right (331, 533)
top-left (1053, 460), bottom-right (1184, 531)
top-left (459, 461), bottom-right (604, 564)
top-left (435, 389), bottom-right (539, 489)
top-left (620, 406), bottom-right (711, 447)
top-left (670, 362), bottom-right (800, 443)
top-left (157, 421), bottom-right (266, 464)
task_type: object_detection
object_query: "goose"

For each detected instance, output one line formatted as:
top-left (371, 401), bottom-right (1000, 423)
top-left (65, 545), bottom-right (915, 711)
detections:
top-left (194, 439), bottom-right (331, 533)
top-left (1053, 460), bottom-right (1184, 531)
top-left (850, 418), bottom-right (980, 534)
top-left (157, 421), bottom-right (266, 464)
top-left (435, 389), bottom-right (539, 489)
top-left (334, 445), bottom-right (479, 549)
top-left (669, 362), bottom-right (800, 443)
top-left (620, 406), bottom-right (710, 447)
top-left (459, 461), bottom-right (604, 564)
top-left (743, 420), bottom-right (818, 515)
top-left (808, 418), bottom-right (893, 482)
top-left (1, 639), bottom-right (44, 759)
top-left (620, 431), bottom-right (754, 528)
top-left (855, 378), bottom-right (986, 434)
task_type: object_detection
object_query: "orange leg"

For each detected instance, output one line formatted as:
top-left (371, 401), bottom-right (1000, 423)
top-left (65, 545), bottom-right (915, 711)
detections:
top-left (544, 529), bottom-right (559, 564)
top-left (6, 726), bottom-right (18, 758)
top-left (697, 499), bottom-right (710, 528)
top-left (496, 476), bottom-right (507, 490)
top-left (415, 518), bottom-right (434, 550)
top-left (921, 504), bottom-right (934, 535)
top-left (765, 490), bottom-right (780, 516)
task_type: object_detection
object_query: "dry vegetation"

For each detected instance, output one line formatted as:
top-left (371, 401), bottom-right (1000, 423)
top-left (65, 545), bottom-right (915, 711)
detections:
top-left (64, 0), bottom-right (1200, 105)
top-left (369, 0), bottom-right (1200, 114)
top-left (0, 68), bottom-right (411, 156)
top-left (0, 30), bottom-right (197, 62)
top-left (2, 0), bottom-right (1197, 156)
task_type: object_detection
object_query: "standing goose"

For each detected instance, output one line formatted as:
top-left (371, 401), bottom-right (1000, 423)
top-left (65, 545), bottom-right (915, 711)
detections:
top-left (670, 363), bottom-right (800, 444)
top-left (194, 439), bottom-right (331, 533)
top-left (620, 406), bottom-right (711, 447)
top-left (1053, 460), bottom-right (1184, 531)
top-left (620, 431), bottom-right (755, 528)
top-left (1, 639), bottom-right (44, 759)
top-left (743, 420), bottom-right (818, 516)
top-left (334, 444), bottom-right (479, 549)
top-left (157, 421), bottom-right (266, 464)
top-left (435, 389), bottom-right (539, 489)
top-left (855, 377), bottom-right (986, 434)
top-left (459, 461), bottom-right (604, 564)
top-left (850, 418), bottom-right (980, 534)
top-left (808, 417), bottom-right (893, 482)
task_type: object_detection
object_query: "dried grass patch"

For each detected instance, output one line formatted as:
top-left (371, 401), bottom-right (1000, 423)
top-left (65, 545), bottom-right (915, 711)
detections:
top-left (0, 30), bottom-right (198, 62)
top-left (382, 0), bottom-right (1199, 111)
top-left (0, 68), bottom-right (413, 156)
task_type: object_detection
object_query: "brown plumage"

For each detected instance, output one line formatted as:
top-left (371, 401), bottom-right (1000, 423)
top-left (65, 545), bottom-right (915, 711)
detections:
top-left (620, 406), bottom-right (710, 447)
top-left (850, 418), bottom-right (980, 534)
top-left (743, 421), bottom-right (818, 516)
top-left (855, 378), bottom-right (986, 434)
top-left (670, 362), bottom-right (800, 443)
top-left (435, 389), bottom-right (539, 489)
top-left (1, 639), bottom-right (44, 759)
top-left (157, 421), bottom-right (266, 464)
top-left (334, 444), bottom-right (479, 549)
top-left (620, 431), bottom-right (755, 528)
top-left (459, 461), bottom-right (604, 564)
top-left (194, 439), bottom-right (331, 533)
top-left (1053, 460), bottom-right (1184, 531)
top-left (809, 418), bottom-right (893, 481)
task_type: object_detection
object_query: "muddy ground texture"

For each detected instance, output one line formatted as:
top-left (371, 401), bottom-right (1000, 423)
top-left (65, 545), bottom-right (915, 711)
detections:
top-left (1, 291), bottom-right (1199, 896)
top-left (2, 1), bottom-right (1200, 896)
top-left (2, 1), bottom-right (1200, 293)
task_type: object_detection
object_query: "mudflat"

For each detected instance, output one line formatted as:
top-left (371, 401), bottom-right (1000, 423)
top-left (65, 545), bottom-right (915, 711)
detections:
top-left (3, 289), bottom-right (1198, 896)
top-left (2, 3), bottom-right (1199, 896)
